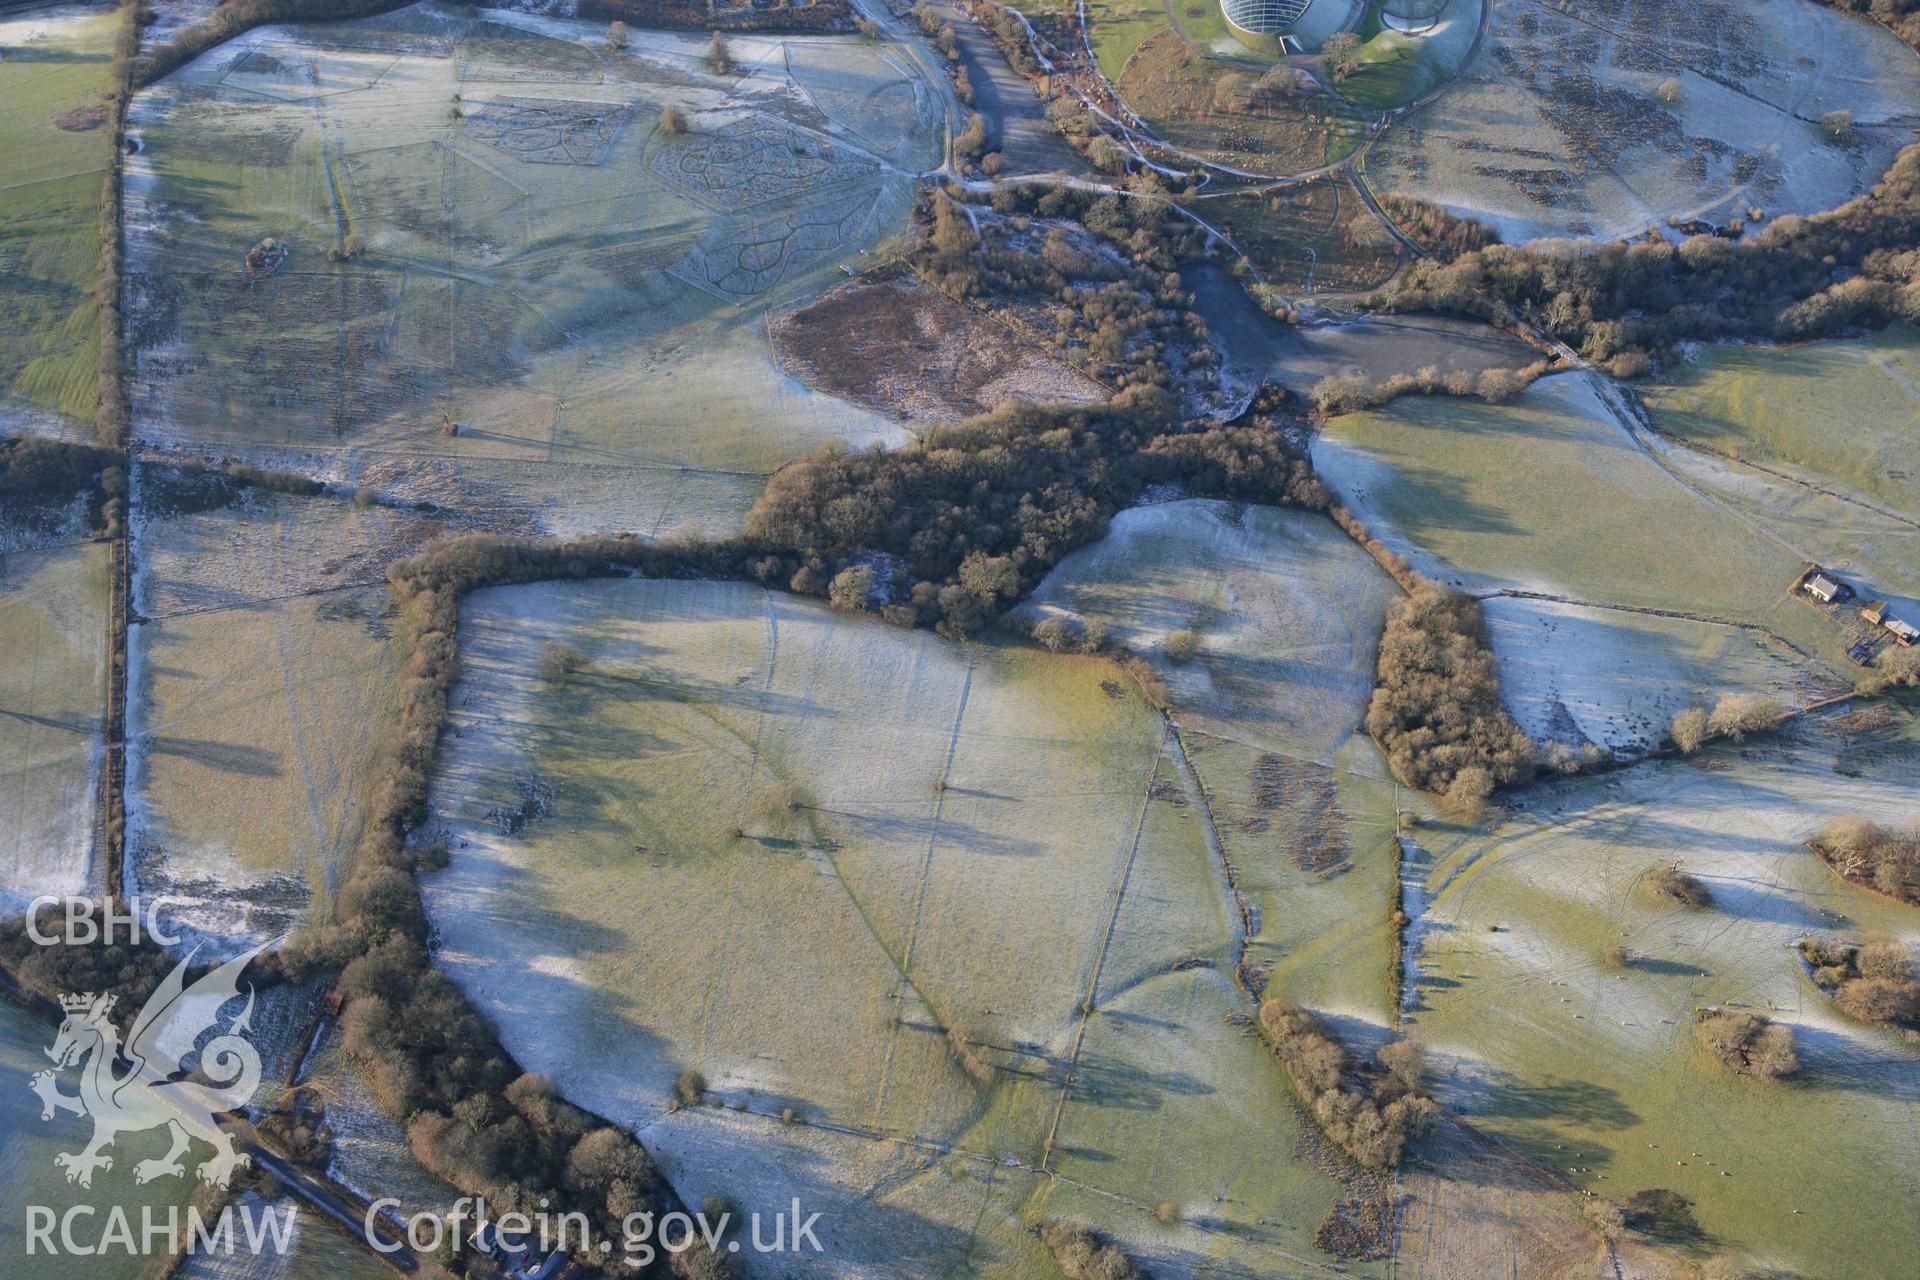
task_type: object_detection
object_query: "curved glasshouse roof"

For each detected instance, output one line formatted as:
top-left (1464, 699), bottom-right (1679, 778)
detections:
top-left (1221, 0), bottom-right (1313, 34)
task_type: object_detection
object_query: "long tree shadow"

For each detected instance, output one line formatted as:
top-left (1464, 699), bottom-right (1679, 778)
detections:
top-left (640, 1104), bottom-right (990, 1273)
top-left (0, 707), bottom-right (94, 735)
top-left (1789, 1022), bottom-right (1920, 1103)
top-left (0, 47), bottom-right (111, 64)
top-left (1462, 1075), bottom-right (1640, 1132)
top-left (1622, 954), bottom-right (1711, 978)
top-left (144, 734), bottom-right (282, 777)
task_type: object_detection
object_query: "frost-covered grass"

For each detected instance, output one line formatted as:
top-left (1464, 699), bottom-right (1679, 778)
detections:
top-left (1647, 326), bottom-right (1920, 522)
top-left (0, 542), bottom-right (107, 913)
top-left (116, 478), bottom-right (439, 949)
top-left (1044, 743), bottom-right (1377, 1262)
top-left (1483, 598), bottom-right (1817, 755)
top-left (1638, 418), bottom-right (1920, 627)
top-left (0, 4), bottom-right (118, 423)
top-left (422, 578), bottom-right (1370, 1277)
top-left (1402, 717), bottom-right (1920, 1279)
top-left (1021, 499), bottom-right (1399, 763)
top-left (642, 1104), bottom-right (1055, 1280)
top-left (426, 579), bottom-right (1146, 1136)
top-left (785, 36), bottom-right (942, 166)
top-left (424, 580), bottom-right (1131, 1133)
top-left (126, 5), bottom-right (933, 516)
top-left (1313, 373), bottom-right (1829, 655)
top-left (1366, 0), bottom-right (1920, 241)
top-left (125, 586), bottom-right (398, 949)
top-left (1020, 499), bottom-right (1405, 1088)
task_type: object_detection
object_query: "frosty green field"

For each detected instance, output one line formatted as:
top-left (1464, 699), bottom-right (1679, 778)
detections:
top-left (1020, 500), bottom-right (1399, 764)
top-left (0, 3), bottom-right (119, 426)
top-left (1482, 598), bottom-right (1818, 755)
top-left (421, 577), bottom-right (1390, 1277)
top-left (1020, 500), bottom-right (1407, 1015)
top-left (0, 542), bottom-right (107, 913)
top-left (1312, 372), bottom-right (1865, 673)
top-left (126, 2), bottom-right (941, 526)
top-left (6, 0), bottom-right (1920, 1273)
top-left (125, 586), bottom-right (399, 947)
top-left (1363, 0), bottom-right (1920, 242)
top-left (1646, 326), bottom-right (1920, 521)
top-left (1403, 714), bottom-right (1920, 1278)
top-left (125, 485), bottom-right (412, 948)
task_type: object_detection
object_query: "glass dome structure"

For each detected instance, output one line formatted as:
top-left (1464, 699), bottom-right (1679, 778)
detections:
top-left (1221, 0), bottom-right (1313, 35)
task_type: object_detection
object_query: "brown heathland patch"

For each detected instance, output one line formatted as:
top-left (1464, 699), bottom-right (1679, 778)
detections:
top-left (770, 274), bottom-right (1107, 426)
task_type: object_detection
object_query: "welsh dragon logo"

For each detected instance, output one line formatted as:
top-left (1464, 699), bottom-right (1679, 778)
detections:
top-left (29, 944), bottom-right (266, 1188)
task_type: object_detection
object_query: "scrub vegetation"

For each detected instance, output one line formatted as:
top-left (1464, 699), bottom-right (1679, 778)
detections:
top-left (1798, 937), bottom-right (1920, 1027)
top-left (1391, 145), bottom-right (1920, 366)
top-left (1031, 1219), bottom-right (1147, 1280)
top-left (1692, 1009), bottom-right (1799, 1080)
top-left (1365, 584), bottom-right (1535, 804)
top-left (745, 394), bottom-right (1331, 637)
top-left (1643, 865), bottom-right (1713, 910)
top-left (1256, 1000), bottom-right (1436, 1168)
top-left (1810, 814), bottom-right (1920, 906)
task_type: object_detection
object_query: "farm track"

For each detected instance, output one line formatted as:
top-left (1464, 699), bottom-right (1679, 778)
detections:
top-left (1037, 717), bottom-right (1164, 1174)
top-left (868, 650), bottom-right (975, 1124)
top-left (1168, 722), bottom-right (1263, 998)
top-left (1591, 375), bottom-right (1830, 576)
top-left (137, 578), bottom-right (376, 623)
top-left (140, 418), bottom-right (779, 478)
top-left (7, 573), bottom-right (50, 892)
top-left (689, 596), bottom-right (785, 1070)
top-left (271, 524), bottom-right (335, 885)
top-left (1630, 404), bottom-right (1920, 534)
